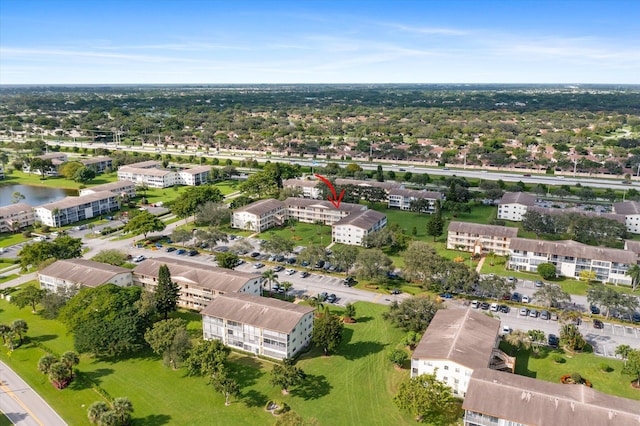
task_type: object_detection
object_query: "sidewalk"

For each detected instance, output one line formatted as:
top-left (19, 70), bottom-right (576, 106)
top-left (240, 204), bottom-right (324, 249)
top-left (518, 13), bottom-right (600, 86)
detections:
top-left (0, 361), bottom-right (67, 426)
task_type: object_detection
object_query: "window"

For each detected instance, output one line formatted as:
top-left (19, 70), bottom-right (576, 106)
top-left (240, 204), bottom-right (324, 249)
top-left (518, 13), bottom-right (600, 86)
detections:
top-left (444, 365), bottom-right (449, 370)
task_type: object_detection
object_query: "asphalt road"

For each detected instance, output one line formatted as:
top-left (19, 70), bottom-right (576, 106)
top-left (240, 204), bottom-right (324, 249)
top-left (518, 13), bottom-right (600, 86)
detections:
top-left (0, 361), bottom-right (67, 426)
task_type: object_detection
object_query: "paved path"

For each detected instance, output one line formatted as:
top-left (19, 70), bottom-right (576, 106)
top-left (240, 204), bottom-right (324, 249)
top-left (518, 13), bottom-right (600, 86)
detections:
top-left (0, 361), bottom-right (67, 426)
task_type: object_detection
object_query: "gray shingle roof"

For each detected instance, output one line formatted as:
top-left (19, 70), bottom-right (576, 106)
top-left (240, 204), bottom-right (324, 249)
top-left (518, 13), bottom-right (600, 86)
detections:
top-left (35, 191), bottom-right (117, 210)
top-left (125, 160), bottom-right (160, 169)
top-left (448, 221), bottom-right (519, 238)
top-left (201, 293), bottom-right (314, 334)
top-left (80, 156), bottom-right (112, 165)
top-left (614, 201), bottom-right (640, 216)
top-left (178, 165), bottom-right (211, 175)
top-left (499, 192), bottom-right (536, 206)
top-left (118, 166), bottom-right (173, 176)
top-left (133, 257), bottom-right (256, 292)
top-left (389, 188), bottom-right (442, 199)
top-left (464, 368), bottom-right (640, 426)
top-left (82, 180), bottom-right (135, 193)
top-left (413, 309), bottom-right (500, 370)
top-left (0, 203), bottom-right (33, 217)
top-left (528, 206), bottom-right (626, 224)
top-left (284, 197), bottom-right (365, 213)
top-left (282, 179), bottom-right (319, 188)
top-left (233, 198), bottom-right (285, 215)
top-left (38, 259), bottom-right (130, 288)
top-left (333, 209), bottom-right (386, 229)
top-left (624, 240), bottom-right (640, 255)
top-left (335, 178), bottom-right (402, 191)
top-left (510, 238), bottom-right (637, 264)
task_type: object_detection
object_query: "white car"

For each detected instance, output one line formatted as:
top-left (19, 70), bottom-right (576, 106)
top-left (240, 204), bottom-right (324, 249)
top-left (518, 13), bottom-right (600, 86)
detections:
top-left (490, 303), bottom-right (499, 312)
top-left (522, 295), bottom-right (530, 303)
top-left (502, 325), bottom-right (511, 335)
top-left (285, 268), bottom-right (295, 275)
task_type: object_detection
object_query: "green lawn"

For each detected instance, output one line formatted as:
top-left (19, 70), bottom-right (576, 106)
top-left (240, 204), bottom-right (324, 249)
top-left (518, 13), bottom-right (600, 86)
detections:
top-left (0, 300), bottom-right (414, 426)
top-left (259, 222), bottom-right (333, 247)
top-left (0, 232), bottom-right (30, 248)
top-left (501, 342), bottom-right (640, 401)
top-left (215, 180), bottom-right (241, 196)
top-left (1, 170), bottom-right (118, 190)
top-left (0, 413), bottom-right (11, 426)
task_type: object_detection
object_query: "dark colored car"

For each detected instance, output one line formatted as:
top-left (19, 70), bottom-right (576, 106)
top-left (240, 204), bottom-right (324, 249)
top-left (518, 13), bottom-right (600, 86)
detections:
top-left (301, 261), bottom-right (309, 267)
top-left (633, 312), bottom-right (640, 323)
top-left (548, 334), bottom-right (559, 348)
top-left (165, 247), bottom-right (176, 252)
top-left (326, 294), bottom-right (337, 303)
top-left (287, 257), bottom-right (296, 264)
top-left (499, 305), bottom-right (510, 313)
top-left (590, 305), bottom-right (601, 315)
top-left (314, 260), bottom-right (325, 268)
top-left (250, 252), bottom-right (260, 258)
top-left (540, 310), bottom-right (550, 320)
top-left (511, 292), bottom-right (521, 302)
top-left (300, 271), bottom-right (310, 278)
top-left (439, 293), bottom-right (453, 299)
top-left (319, 292), bottom-right (328, 302)
top-left (275, 255), bottom-right (286, 262)
top-left (343, 276), bottom-right (355, 286)
top-left (391, 288), bottom-right (401, 295)
top-left (593, 319), bottom-right (604, 329)
top-left (176, 249), bottom-right (187, 255)
top-left (480, 302), bottom-right (490, 310)
top-left (187, 250), bottom-right (199, 256)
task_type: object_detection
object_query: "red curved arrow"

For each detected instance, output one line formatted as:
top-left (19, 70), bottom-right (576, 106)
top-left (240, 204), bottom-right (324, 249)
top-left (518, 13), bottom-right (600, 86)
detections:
top-left (315, 174), bottom-right (345, 209)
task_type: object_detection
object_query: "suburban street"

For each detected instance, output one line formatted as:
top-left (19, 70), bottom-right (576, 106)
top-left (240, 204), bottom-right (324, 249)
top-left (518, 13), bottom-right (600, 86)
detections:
top-left (0, 361), bottom-right (67, 426)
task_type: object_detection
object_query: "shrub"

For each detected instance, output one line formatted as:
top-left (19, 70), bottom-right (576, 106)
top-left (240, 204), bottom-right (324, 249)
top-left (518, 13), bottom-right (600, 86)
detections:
top-left (571, 372), bottom-right (583, 384)
top-left (599, 363), bottom-right (611, 372)
top-left (552, 355), bottom-right (565, 364)
top-left (537, 263), bottom-right (556, 280)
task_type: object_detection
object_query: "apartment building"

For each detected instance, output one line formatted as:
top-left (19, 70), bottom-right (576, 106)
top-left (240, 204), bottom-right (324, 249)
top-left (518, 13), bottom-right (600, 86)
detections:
top-left (447, 222), bottom-right (518, 256)
top-left (80, 156), bottom-right (113, 174)
top-left (388, 188), bottom-right (442, 212)
top-left (201, 292), bottom-right (315, 360)
top-left (527, 205), bottom-right (626, 224)
top-left (231, 199), bottom-right (287, 232)
top-left (79, 180), bottom-right (136, 199)
top-left (23, 152), bottom-right (68, 176)
top-left (508, 238), bottom-right (635, 285)
top-left (334, 178), bottom-right (402, 193)
top-left (117, 165), bottom-right (178, 188)
top-left (177, 165), bottom-right (210, 186)
top-left (133, 257), bottom-right (261, 311)
top-left (463, 368), bottom-right (640, 426)
top-left (125, 160), bottom-right (161, 169)
top-left (613, 201), bottom-right (640, 234)
top-left (283, 198), bottom-right (365, 225)
top-left (411, 309), bottom-right (512, 397)
top-left (38, 259), bottom-right (132, 293)
top-left (0, 203), bottom-right (35, 233)
top-left (0, 164), bottom-right (4, 179)
top-left (33, 190), bottom-right (120, 227)
top-left (282, 179), bottom-right (321, 199)
top-left (332, 209), bottom-right (387, 246)
top-left (497, 192), bottom-right (536, 221)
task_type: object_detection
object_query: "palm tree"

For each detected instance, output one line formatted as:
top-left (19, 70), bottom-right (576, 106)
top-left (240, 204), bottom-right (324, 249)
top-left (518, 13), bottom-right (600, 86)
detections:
top-left (281, 281), bottom-right (293, 301)
top-left (112, 397), bottom-right (134, 425)
top-left (52, 207), bottom-right (61, 230)
top-left (11, 319), bottom-right (28, 345)
top-left (61, 351), bottom-right (80, 373)
top-left (626, 264), bottom-right (640, 291)
top-left (37, 354), bottom-right (57, 374)
top-left (49, 361), bottom-right (71, 389)
top-left (87, 401), bottom-right (109, 425)
top-left (261, 269), bottom-right (279, 295)
top-left (527, 329), bottom-right (546, 355)
top-left (615, 344), bottom-right (632, 364)
top-left (0, 323), bottom-right (10, 344)
top-left (504, 329), bottom-right (531, 354)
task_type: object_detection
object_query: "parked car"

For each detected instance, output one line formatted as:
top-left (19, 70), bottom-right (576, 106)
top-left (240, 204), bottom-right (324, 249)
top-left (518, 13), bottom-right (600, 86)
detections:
top-left (550, 312), bottom-right (559, 321)
top-left (285, 268), bottom-right (296, 275)
top-left (529, 309), bottom-right (538, 318)
top-left (519, 307), bottom-right (529, 316)
top-left (275, 255), bottom-right (286, 262)
top-left (165, 247), bottom-right (176, 252)
top-left (273, 265), bottom-right (284, 272)
top-left (521, 295), bottom-right (530, 303)
top-left (326, 294), bottom-right (337, 303)
top-left (511, 292), bottom-right (521, 302)
top-left (343, 276), bottom-right (355, 286)
top-left (471, 300), bottom-right (479, 309)
top-left (391, 288), bottom-right (401, 295)
top-left (187, 250), bottom-right (199, 256)
top-left (535, 280), bottom-right (544, 287)
top-left (250, 252), bottom-right (260, 258)
top-left (439, 293), bottom-right (453, 299)
top-left (499, 305), bottom-right (510, 313)
top-left (590, 305), bottom-right (601, 315)
top-left (300, 271), bottom-right (310, 278)
top-left (633, 312), bottom-right (640, 323)
top-left (253, 262), bottom-right (265, 269)
top-left (502, 325), bottom-right (511, 335)
top-left (480, 302), bottom-right (490, 310)
top-left (548, 334), bottom-right (559, 348)
top-left (314, 260), bottom-right (325, 268)
top-left (133, 255), bottom-right (146, 262)
top-left (287, 257), bottom-right (296, 264)
top-left (540, 310), bottom-right (550, 320)
top-left (319, 292), bottom-right (328, 302)
top-left (506, 276), bottom-right (517, 284)
top-left (593, 319), bottom-right (604, 329)
top-left (176, 249), bottom-right (187, 255)
top-left (490, 303), bottom-right (499, 312)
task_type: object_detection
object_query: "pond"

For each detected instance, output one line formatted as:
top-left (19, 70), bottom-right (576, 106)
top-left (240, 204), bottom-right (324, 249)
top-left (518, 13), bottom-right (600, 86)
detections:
top-left (0, 184), bottom-right (77, 207)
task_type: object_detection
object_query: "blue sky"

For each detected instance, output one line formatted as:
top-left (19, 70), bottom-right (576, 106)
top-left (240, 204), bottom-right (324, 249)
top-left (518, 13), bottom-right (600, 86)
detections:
top-left (1, 0), bottom-right (639, 85)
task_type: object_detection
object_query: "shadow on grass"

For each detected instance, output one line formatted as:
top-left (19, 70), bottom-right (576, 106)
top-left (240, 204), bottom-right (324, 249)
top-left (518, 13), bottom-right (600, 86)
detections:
top-left (228, 357), bottom-right (265, 388)
top-left (70, 368), bottom-right (115, 390)
top-left (133, 414), bottom-right (172, 426)
top-left (242, 389), bottom-right (269, 408)
top-left (293, 374), bottom-right (332, 400)
top-left (354, 316), bottom-right (373, 323)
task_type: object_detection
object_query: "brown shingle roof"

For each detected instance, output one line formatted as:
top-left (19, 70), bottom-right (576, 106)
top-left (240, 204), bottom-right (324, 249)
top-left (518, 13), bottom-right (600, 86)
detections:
top-left (284, 197), bottom-right (364, 213)
top-left (510, 238), bottom-right (637, 264)
top-left (233, 198), bottom-right (285, 215)
top-left (333, 209), bottom-right (386, 229)
top-left (614, 201), bottom-right (640, 216)
top-left (282, 179), bottom-right (319, 188)
top-left (80, 156), bottom-right (112, 165)
top-left (0, 203), bottom-right (32, 217)
top-left (125, 160), bottom-right (160, 169)
top-left (201, 293), bottom-right (314, 334)
top-left (464, 368), bottom-right (640, 426)
top-left (448, 221), bottom-right (519, 238)
top-left (133, 257), bottom-right (256, 292)
top-left (625, 240), bottom-right (640, 255)
top-left (335, 178), bottom-right (402, 191)
top-left (83, 180), bottom-right (135, 193)
top-left (499, 192), bottom-right (536, 206)
top-left (38, 259), bottom-right (130, 288)
top-left (413, 309), bottom-right (500, 370)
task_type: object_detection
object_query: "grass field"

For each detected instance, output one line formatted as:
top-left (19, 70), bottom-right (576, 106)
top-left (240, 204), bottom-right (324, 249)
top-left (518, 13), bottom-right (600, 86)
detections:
top-left (0, 301), bottom-right (415, 426)
top-left (1, 170), bottom-right (119, 190)
top-left (0, 414), bottom-right (11, 426)
top-left (259, 222), bottom-right (333, 247)
top-left (501, 341), bottom-right (640, 401)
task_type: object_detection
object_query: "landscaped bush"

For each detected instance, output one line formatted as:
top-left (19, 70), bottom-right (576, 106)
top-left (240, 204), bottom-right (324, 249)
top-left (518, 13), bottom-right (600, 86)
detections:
top-left (599, 363), bottom-right (611, 373)
top-left (552, 355), bottom-right (565, 364)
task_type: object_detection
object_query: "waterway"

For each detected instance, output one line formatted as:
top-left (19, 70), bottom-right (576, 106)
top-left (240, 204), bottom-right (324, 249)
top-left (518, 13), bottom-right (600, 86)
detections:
top-left (0, 184), bottom-right (77, 207)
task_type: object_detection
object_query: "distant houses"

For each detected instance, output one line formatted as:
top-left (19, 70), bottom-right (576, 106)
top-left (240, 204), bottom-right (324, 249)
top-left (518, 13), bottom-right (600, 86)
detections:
top-left (497, 192), bottom-right (536, 221)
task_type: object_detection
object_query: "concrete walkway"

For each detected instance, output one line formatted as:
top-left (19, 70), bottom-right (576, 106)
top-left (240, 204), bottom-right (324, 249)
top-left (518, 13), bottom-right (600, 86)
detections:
top-left (0, 361), bottom-right (67, 426)
top-left (475, 256), bottom-right (486, 273)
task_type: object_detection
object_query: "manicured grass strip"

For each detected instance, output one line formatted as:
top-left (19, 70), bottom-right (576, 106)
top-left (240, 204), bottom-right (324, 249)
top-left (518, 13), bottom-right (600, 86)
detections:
top-left (260, 222), bottom-right (333, 247)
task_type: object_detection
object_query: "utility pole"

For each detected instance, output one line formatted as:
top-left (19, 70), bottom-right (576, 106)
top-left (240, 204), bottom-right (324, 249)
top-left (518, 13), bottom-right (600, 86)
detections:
top-left (573, 158), bottom-right (577, 177)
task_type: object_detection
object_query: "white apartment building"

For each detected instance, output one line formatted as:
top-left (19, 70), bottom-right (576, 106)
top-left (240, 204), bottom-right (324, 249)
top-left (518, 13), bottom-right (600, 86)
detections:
top-left (282, 179), bottom-right (321, 199)
top-left (38, 259), bottom-right (133, 293)
top-left (177, 166), bottom-right (210, 186)
top-left (411, 309), bottom-right (512, 398)
top-left (23, 152), bottom-right (68, 176)
top-left (201, 292), bottom-right (315, 360)
top-left (231, 199), bottom-right (287, 232)
top-left (283, 198), bottom-right (365, 225)
top-left (0, 203), bottom-right (35, 233)
top-left (80, 156), bottom-right (113, 174)
top-left (497, 192), bottom-right (536, 221)
top-left (387, 188), bottom-right (442, 212)
top-left (508, 238), bottom-right (636, 285)
top-left (117, 165), bottom-right (178, 188)
top-left (334, 178), bottom-right (402, 193)
top-left (463, 368), bottom-right (640, 426)
top-left (613, 201), bottom-right (640, 234)
top-left (133, 257), bottom-right (261, 311)
top-left (332, 209), bottom-right (387, 246)
top-left (33, 190), bottom-right (120, 227)
top-left (79, 180), bottom-right (136, 199)
top-left (447, 221), bottom-right (518, 256)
